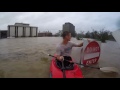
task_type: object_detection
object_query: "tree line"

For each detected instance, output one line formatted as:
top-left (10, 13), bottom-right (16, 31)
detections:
top-left (54, 28), bottom-right (116, 43)
top-left (76, 29), bottom-right (116, 43)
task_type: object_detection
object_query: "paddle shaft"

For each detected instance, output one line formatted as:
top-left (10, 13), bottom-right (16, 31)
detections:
top-left (42, 52), bottom-right (119, 73)
top-left (61, 60), bottom-right (66, 78)
top-left (76, 63), bottom-right (100, 69)
top-left (48, 54), bottom-right (66, 78)
top-left (48, 54), bottom-right (100, 70)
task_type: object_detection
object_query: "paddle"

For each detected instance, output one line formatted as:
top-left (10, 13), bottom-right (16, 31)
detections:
top-left (41, 51), bottom-right (119, 73)
top-left (61, 58), bottom-right (66, 78)
top-left (42, 51), bottom-right (66, 78)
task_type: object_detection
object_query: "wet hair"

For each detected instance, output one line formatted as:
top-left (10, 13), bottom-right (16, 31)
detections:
top-left (62, 31), bottom-right (70, 39)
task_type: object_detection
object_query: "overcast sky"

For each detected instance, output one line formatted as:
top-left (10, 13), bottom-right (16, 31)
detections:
top-left (0, 12), bottom-right (120, 34)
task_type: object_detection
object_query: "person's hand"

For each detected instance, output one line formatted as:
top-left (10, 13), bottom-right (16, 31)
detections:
top-left (60, 56), bottom-right (64, 61)
top-left (57, 56), bottom-right (64, 61)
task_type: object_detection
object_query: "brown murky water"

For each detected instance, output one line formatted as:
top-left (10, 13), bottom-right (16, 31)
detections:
top-left (0, 37), bottom-right (120, 78)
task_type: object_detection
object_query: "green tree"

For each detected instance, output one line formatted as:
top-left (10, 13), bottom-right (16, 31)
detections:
top-left (76, 31), bottom-right (84, 40)
top-left (55, 30), bottom-right (62, 37)
top-left (77, 28), bottom-right (115, 43)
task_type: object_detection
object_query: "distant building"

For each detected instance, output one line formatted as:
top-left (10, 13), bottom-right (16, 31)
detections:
top-left (0, 30), bottom-right (8, 39)
top-left (63, 22), bottom-right (76, 37)
top-left (63, 22), bottom-right (75, 32)
top-left (8, 23), bottom-right (38, 37)
top-left (38, 32), bottom-right (52, 37)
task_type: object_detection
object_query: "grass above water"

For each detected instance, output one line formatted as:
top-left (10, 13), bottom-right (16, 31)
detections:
top-left (0, 57), bottom-right (51, 78)
top-left (0, 70), bottom-right (5, 78)
top-left (41, 57), bottom-right (49, 63)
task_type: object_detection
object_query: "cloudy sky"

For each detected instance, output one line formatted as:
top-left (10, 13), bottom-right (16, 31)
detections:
top-left (0, 12), bottom-right (120, 34)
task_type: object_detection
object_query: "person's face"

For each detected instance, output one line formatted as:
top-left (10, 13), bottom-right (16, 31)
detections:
top-left (65, 33), bottom-right (71, 41)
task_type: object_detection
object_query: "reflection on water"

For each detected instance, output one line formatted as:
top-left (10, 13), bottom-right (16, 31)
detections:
top-left (0, 37), bottom-right (120, 78)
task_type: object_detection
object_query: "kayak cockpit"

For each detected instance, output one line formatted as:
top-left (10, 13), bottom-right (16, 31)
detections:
top-left (50, 55), bottom-right (84, 78)
top-left (55, 56), bottom-right (74, 70)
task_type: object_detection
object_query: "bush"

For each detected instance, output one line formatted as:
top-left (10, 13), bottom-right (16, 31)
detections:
top-left (76, 33), bottom-right (84, 40)
top-left (76, 28), bottom-right (115, 43)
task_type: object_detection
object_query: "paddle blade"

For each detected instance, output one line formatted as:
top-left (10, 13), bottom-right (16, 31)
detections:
top-left (100, 67), bottom-right (119, 73)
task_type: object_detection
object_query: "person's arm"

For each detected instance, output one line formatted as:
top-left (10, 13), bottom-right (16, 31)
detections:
top-left (56, 55), bottom-right (64, 61)
top-left (71, 41), bottom-right (83, 47)
top-left (55, 46), bottom-right (63, 61)
top-left (71, 39), bottom-right (91, 47)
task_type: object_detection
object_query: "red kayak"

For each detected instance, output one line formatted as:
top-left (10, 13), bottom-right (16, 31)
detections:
top-left (50, 55), bottom-right (84, 78)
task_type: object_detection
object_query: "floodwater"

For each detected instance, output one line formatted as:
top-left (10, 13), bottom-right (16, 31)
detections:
top-left (0, 37), bottom-right (120, 78)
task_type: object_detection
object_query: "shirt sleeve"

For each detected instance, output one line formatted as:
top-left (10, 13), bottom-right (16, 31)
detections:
top-left (56, 45), bottom-right (61, 56)
top-left (70, 41), bottom-right (78, 47)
